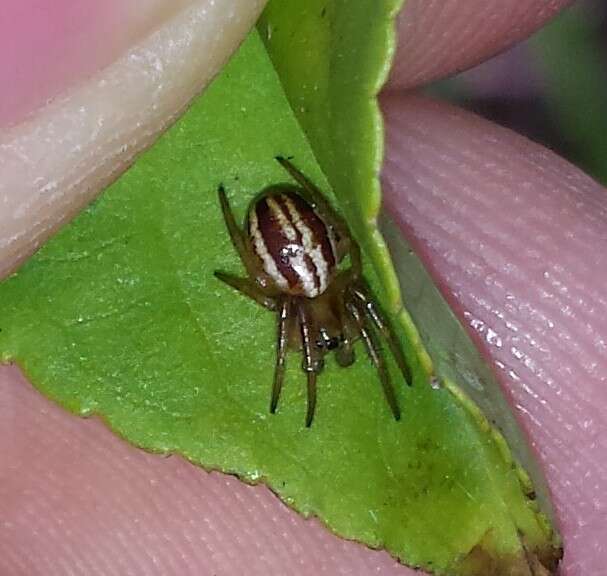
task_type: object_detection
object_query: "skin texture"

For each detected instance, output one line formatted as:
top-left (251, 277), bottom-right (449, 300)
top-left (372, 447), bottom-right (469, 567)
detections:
top-left (390, 0), bottom-right (573, 89)
top-left (0, 0), bottom-right (267, 280)
top-left (380, 93), bottom-right (607, 576)
top-left (1, 0), bottom-right (601, 574)
top-left (0, 0), bottom-right (192, 129)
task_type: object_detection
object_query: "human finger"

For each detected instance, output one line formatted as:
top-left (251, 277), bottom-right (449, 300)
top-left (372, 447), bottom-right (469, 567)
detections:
top-left (388, 0), bottom-right (573, 89)
top-left (0, 0), bottom-right (265, 280)
top-left (381, 92), bottom-right (607, 575)
top-left (0, 365), bottom-right (411, 576)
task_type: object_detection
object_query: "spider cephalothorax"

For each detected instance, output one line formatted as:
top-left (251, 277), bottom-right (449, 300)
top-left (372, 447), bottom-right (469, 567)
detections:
top-left (215, 157), bottom-right (411, 426)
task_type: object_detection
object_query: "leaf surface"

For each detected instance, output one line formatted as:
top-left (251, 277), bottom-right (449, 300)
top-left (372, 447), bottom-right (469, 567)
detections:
top-left (0, 6), bottom-right (560, 575)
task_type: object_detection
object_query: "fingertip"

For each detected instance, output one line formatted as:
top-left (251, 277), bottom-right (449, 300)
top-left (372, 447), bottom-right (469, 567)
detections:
top-left (380, 92), bottom-right (607, 574)
top-left (388, 0), bottom-right (572, 90)
top-left (1, 365), bottom-right (413, 575)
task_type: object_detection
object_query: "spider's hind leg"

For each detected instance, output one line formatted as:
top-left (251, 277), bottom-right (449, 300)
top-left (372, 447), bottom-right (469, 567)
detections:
top-left (214, 272), bottom-right (277, 311)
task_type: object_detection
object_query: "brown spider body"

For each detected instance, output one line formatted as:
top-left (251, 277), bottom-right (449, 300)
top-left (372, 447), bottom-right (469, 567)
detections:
top-left (247, 187), bottom-right (338, 298)
top-left (215, 157), bottom-right (412, 427)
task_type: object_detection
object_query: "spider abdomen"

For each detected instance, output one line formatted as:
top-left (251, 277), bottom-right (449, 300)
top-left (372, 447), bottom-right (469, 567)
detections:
top-left (248, 188), bottom-right (337, 298)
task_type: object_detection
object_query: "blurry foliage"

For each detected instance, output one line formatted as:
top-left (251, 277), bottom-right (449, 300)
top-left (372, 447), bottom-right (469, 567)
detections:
top-left (434, 0), bottom-right (607, 185)
top-left (530, 1), bottom-right (607, 184)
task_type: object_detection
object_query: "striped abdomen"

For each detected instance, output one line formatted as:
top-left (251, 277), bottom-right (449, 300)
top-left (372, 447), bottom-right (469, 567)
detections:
top-left (247, 188), bottom-right (338, 298)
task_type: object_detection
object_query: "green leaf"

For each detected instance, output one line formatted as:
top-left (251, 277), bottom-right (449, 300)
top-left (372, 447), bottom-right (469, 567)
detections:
top-left (0, 7), bottom-right (560, 576)
top-left (259, 0), bottom-right (404, 311)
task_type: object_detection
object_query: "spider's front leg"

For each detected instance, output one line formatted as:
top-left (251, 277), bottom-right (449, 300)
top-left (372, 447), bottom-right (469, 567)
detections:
top-left (270, 297), bottom-right (292, 414)
top-left (346, 298), bottom-right (401, 421)
top-left (275, 156), bottom-right (353, 262)
top-left (331, 272), bottom-right (358, 368)
top-left (349, 280), bottom-right (412, 387)
top-left (297, 299), bottom-right (325, 427)
top-left (335, 304), bottom-right (356, 368)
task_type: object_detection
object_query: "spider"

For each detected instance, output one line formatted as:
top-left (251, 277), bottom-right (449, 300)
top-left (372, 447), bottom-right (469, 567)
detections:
top-left (215, 157), bottom-right (412, 427)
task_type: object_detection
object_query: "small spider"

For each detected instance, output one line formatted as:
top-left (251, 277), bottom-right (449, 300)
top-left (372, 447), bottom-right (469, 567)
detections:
top-left (215, 157), bottom-right (412, 427)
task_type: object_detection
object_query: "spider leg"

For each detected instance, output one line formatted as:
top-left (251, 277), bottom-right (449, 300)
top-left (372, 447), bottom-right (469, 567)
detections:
top-left (348, 238), bottom-right (363, 278)
top-left (275, 157), bottom-right (353, 258)
top-left (275, 157), bottom-right (338, 218)
top-left (270, 297), bottom-right (292, 414)
top-left (350, 281), bottom-right (412, 386)
top-left (324, 270), bottom-right (357, 367)
top-left (214, 271), bottom-right (277, 311)
top-left (335, 296), bottom-right (356, 367)
top-left (297, 300), bottom-right (323, 427)
top-left (346, 300), bottom-right (401, 421)
top-left (304, 372), bottom-right (317, 429)
top-left (217, 185), bottom-right (266, 281)
top-left (335, 314), bottom-right (356, 367)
